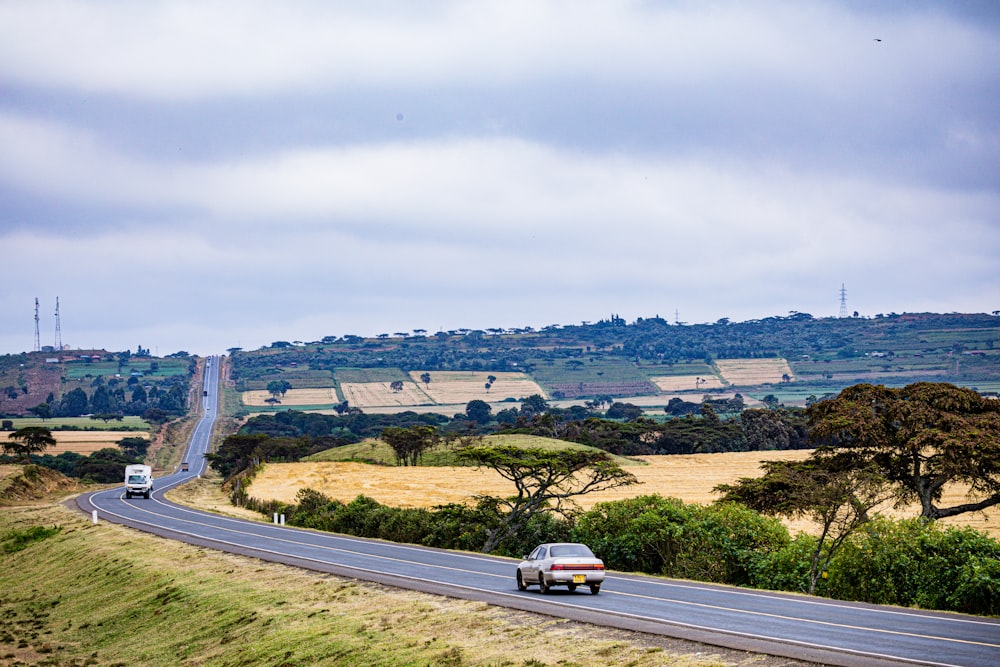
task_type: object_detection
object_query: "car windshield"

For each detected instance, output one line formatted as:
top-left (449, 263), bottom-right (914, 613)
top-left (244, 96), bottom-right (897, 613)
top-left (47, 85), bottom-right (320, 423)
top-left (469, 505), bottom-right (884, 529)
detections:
top-left (549, 544), bottom-right (593, 558)
top-left (127, 475), bottom-right (146, 483)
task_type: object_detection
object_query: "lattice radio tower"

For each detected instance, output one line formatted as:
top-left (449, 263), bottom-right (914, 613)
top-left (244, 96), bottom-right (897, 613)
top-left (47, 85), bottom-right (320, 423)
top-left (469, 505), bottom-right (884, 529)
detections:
top-left (34, 298), bottom-right (41, 352)
top-left (54, 296), bottom-right (62, 351)
top-left (839, 283), bottom-right (848, 318)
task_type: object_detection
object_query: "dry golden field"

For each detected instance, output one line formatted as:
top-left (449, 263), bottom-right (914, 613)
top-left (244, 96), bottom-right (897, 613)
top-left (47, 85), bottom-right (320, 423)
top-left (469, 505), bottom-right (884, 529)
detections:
top-left (650, 375), bottom-right (725, 392)
top-left (243, 372), bottom-right (546, 409)
top-left (406, 371), bottom-right (547, 404)
top-left (242, 387), bottom-right (340, 407)
top-left (247, 451), bottom-right (809, 512)
top-left (247, 451), bottom-right (1000, 539)
top-left (25, 431), bottom-right (142, 455)
top-left (340, 381), bottom-right (431, 408)
top-left (715, 358), bottom-right (794, 385)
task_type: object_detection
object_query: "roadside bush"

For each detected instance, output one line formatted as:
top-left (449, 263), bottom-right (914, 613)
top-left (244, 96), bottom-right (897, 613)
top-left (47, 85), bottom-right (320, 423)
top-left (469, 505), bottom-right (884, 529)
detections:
top-left (572, 495), bottom-right (789, 585)
top-left (282, 489), bottom-right (570, 554)
top-left (749, 533), bottom-right (818, 593)
top-left (824, 518), bottom-right (1000, 615)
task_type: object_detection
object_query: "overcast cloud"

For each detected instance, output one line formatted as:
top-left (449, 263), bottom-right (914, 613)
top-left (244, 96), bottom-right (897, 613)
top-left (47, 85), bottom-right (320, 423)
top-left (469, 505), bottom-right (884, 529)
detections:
top-left (2, 1), bottom-right (998, 357)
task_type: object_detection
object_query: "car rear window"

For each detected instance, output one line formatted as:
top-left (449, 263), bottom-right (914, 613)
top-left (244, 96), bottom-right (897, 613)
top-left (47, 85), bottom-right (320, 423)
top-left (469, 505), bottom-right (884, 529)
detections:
top-left (550, 545), bottom-right (593, 558)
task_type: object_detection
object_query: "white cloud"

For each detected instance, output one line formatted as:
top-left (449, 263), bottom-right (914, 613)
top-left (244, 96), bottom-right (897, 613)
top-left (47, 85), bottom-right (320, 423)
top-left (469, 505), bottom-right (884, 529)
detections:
top-left (1, 1), bottom-right (993, 101)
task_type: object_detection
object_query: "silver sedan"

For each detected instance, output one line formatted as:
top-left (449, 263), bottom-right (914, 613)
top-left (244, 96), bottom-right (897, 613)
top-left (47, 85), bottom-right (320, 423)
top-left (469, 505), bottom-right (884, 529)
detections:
top-left (516, 542), bottom-right (605, 594)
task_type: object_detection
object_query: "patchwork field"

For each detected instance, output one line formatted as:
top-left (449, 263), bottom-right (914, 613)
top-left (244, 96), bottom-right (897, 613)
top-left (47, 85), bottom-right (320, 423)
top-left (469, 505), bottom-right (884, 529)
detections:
top-left (247, 451), bottom-right (1000, 539)
top-left (715, 358), bottom-right (794, 385)
top-left (407, 371), bottom-right (547, 405)
top-left (242, 372), bottom-right (546, 409)
top-left (340, 381), bottom-right (430, 408)
top-left (650, 375), bottom-right (725, 392)
top-left (242, 387), bottom-right (340, 407)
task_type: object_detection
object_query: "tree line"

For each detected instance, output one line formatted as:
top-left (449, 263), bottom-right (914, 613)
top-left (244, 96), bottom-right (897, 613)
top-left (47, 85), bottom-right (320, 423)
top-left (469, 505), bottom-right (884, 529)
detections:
top-left (18, 376), bottom-right (190, 423)
top-left (1, 431), bottom-right (150, 483)
top-left (237, 394), bottom-right (810, 458)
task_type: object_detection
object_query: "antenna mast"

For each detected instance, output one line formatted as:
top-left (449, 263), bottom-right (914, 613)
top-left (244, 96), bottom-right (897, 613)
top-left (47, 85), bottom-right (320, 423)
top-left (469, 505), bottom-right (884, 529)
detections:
top-left (34, 298), bottom-right (41, 352)
top-left (54, 296), bottom-right (62, 351)
top-left (839, 283), bottom-right (848, 318)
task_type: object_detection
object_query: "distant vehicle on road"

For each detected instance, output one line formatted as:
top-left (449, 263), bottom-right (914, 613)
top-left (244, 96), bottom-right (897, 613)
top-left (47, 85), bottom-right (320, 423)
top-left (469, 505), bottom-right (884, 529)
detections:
top-left (517, 543), bottom-right (605, 594)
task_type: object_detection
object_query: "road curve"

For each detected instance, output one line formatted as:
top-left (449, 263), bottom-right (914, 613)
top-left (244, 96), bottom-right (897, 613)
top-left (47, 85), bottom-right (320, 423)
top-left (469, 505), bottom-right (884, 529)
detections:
top-left (76, 356), bottom-right (1000, 667)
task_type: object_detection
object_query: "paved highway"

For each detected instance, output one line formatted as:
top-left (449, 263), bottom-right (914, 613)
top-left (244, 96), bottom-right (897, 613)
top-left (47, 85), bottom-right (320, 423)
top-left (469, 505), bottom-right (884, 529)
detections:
top-left (77, 356), bottom-right (1000, 667)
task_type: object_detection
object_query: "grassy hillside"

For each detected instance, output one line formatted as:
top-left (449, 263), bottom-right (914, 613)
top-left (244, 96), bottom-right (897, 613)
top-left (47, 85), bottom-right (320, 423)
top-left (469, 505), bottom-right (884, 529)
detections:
top-left (0, 476), bottom-right (787, 667)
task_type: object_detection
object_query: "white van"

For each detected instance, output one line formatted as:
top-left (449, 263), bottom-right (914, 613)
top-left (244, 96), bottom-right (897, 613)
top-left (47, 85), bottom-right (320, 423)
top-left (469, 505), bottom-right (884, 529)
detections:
top-left (124, 464), bottom-right (153, 499)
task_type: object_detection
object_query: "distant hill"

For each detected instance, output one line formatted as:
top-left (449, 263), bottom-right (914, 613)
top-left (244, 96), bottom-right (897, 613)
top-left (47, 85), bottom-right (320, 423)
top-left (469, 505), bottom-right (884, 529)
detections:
top-left (229, 312), bottom-right (1000, 413)
top-left (0, 350), bottom-right (195, 419)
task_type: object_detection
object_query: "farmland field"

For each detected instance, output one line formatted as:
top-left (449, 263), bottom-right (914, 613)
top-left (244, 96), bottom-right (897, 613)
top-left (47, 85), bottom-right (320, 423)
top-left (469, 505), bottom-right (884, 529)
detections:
top-left (39, 431), bottom-right (142, 455)
top-left (5, 416), bottom-right (148, 430)
top-left (340, 381), bottom-right (430, 408)
top-left (407, 371), bottom-right (546, 404)
top-left (715, 358), bottom-right (794, 385)
top-left (650, 374), bottom-right (725, 392)
top-left (247, 450), bottom-right (1000, 539)
top-left (242, 387), bottom-right (340, 407)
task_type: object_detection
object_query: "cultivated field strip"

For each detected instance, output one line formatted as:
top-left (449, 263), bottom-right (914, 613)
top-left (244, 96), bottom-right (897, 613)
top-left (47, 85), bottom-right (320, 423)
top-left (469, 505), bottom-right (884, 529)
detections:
top-left (714, 359), bottom-right (794, 385)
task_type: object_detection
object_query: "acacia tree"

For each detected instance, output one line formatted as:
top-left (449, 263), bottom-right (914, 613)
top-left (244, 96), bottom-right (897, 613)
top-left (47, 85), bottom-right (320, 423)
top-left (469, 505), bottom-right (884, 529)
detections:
top-left (381, 426), bottom-right (438, 466)
top-left (807, 382), bottom-right (1000, 520)
top-left (4, 427), bottom-right (56, 461)
top-left (716, 454), bottom-right (891, 593)
top-left (266, 380), bottom-right (292, 400)
top-left (457, 445), bottom-right (638, 553)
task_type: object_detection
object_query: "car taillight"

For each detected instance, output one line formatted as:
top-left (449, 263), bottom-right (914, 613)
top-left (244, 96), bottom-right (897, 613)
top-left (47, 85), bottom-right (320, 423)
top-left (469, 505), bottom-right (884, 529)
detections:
top-left (550, 564), bottom-right (604, 571)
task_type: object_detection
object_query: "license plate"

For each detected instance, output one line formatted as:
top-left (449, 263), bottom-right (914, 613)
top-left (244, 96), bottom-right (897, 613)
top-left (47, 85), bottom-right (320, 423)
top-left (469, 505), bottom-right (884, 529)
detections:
top-left (573, 574), bottom-right (586, 584)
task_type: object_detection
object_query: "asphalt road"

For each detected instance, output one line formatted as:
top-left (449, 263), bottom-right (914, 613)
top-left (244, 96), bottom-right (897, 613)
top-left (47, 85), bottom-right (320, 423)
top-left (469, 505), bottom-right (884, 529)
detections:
top-left (77, 356), bottom-right (1000, 667)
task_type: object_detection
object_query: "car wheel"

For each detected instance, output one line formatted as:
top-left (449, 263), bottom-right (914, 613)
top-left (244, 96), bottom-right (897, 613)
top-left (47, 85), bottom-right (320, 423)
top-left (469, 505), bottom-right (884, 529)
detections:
top-left (125, 492), bottom-right (131, 499)
top-left (590, 584), bottom-right (601, 595)
top-left (516, 571), bottom-right (527, 591)
top-left (538, 575), bottom-right (549, 594)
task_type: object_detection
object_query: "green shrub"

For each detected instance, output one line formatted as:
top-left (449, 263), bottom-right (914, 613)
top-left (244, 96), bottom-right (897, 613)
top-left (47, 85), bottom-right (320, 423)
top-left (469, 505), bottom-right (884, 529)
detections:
top-left (749, 533), bottom-right (818, 593)
top-left (572, 495), bottom-right (789, 585)
top-left (825, 518), bottom-right (1000, 615)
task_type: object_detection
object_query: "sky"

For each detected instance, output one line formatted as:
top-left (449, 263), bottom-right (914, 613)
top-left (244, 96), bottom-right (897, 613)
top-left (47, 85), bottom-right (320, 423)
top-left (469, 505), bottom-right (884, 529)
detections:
top-left (2, 1), bottom-right (999, 357)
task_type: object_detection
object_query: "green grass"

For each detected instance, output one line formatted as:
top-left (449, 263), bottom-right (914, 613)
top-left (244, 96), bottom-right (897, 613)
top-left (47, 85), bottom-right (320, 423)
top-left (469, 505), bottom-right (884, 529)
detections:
top-left (526, 357), bottom-right (651, 386)
top-left (3, 416), bottom-right (149, 431)
top-left (333, 367), bottom-right (410, 383)
top-left (61, 358), bottom-right (189, 379)
top-left (306, 433), bottom-right (643, 468)
top-left (0, 502), bottom-right (735, 667)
